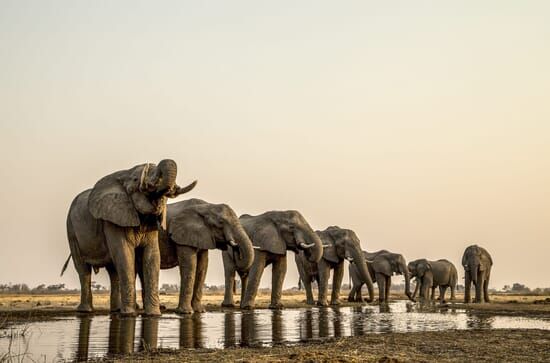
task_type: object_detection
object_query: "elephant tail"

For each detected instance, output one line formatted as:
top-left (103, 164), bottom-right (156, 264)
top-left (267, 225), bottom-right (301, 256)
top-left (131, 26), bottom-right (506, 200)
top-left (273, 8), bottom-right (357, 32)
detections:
top-left (60, 253), bottom-right (72, 277)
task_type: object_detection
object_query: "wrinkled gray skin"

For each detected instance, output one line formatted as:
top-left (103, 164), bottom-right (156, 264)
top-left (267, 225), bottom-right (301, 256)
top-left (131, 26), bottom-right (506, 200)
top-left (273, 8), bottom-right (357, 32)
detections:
top-left (462, 245), bottom-right (493, 303)
top-left (223, 211), bottom-right (323, 310)
top-left (408, 259), bottom-right (457, 303)
top-left (156, 198), bottom-right (254, 314)
top-left (63, 159), bottom-right (197, 316)
top-left (349, 250), bottom-right (414, 304)
top-left (295, 226), bottom-right (374, 306)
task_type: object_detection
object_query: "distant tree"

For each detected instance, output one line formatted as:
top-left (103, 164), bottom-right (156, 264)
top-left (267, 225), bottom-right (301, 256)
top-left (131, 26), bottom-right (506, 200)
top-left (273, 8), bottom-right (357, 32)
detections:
top-left (511, 283), bottom-right (530, 293)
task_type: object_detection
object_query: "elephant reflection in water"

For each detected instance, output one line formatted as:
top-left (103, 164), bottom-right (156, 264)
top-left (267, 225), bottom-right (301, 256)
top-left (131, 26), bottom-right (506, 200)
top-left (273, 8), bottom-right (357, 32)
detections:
top-left (179, 314), bottom-right (204, 348)
top-left (239, 311), bottom-right (284, 347)
top-left (75, 316), bottom-right (159, 359)
top-left (297, 308), bottom-right (344, 341)
top-left (466, 312), bottom-right (494, 329)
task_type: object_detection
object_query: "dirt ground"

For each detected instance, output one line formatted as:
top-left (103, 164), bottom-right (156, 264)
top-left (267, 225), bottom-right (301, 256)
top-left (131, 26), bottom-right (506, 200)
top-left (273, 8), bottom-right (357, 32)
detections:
top-left (103, 329), bottom-right (550, 362)
top-left (1, 292), bottom-right (550, 362)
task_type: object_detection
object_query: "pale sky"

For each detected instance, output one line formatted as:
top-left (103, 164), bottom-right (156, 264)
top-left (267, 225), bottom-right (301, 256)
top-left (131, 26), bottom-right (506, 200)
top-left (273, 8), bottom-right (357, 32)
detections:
top-left (1, 1), bottom-right (549, 291)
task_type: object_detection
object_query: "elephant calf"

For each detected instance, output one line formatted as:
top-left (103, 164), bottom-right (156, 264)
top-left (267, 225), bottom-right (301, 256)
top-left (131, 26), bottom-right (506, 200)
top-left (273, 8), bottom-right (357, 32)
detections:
top-left (157, 199), bottom-right (254, 314)
top-left (462, 244), bottom-right (493, 303)
top-left (223, 210), bottom-right (323, 310)
top-left (295, 226), bottom-right (374, 306)
top-left (408, 259), bottom-right (457, 303)
top-left (349, 250), bottom-right (414, 304)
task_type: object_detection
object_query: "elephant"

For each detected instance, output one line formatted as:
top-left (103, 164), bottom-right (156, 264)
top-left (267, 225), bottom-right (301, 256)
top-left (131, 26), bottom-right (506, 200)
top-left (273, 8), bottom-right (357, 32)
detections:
top-left (155, 198), bottom-right (254, 314)
top-left (408, 259), bottom-right (457, 303)
top-left (62, 159), bottom-right (197, 316)
top-left (462, 244), bottom-right (493, 303)
top-left (348, 250), bottom-right (414, 304)
top-left (294, 226), bottom-right (374, 306)
top-left (222, 210), bottom-right (324, 310)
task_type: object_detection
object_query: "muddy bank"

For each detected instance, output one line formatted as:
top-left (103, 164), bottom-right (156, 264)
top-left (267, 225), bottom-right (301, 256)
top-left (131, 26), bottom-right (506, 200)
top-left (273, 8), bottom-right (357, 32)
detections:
top-left (94, 329), bottom-right (550, 362)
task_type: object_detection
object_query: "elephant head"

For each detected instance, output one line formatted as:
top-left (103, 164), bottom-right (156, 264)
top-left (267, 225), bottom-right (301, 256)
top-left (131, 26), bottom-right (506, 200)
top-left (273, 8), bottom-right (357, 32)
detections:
top-left (241, 210), bottom-right (323, 263)
top-left (408, 259), bottom-right (432, 280)
top-left (319, 226), bottom-right (374, 302)
top-left (167, 199), bottom-right (254, 272)
top-left (462, 245), bottom-right (493, 284)
top-left (88, 159), bottom-right (197, 227)
top-left (370, 252), bottom-right (414, 301)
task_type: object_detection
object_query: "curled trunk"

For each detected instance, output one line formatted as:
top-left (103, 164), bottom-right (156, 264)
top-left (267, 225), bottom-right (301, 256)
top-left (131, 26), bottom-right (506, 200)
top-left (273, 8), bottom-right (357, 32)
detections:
top-left (155, 159), bottom-right (178, 193)
top-left (230, 225), bottom-right (254, 272)
top-left (349, 245), bottom-right (374, 302)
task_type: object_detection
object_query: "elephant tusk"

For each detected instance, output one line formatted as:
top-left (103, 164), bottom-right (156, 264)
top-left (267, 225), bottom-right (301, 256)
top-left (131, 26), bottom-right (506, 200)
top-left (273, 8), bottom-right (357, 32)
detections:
top-left (253, 246), bottom-right (261, 250)
top-left (228, 240), bottom-right (238, 247)
top-left (299, 242), bottom-right (315, 249)
top-left (322, 244), bottom-right (331, 248)
top-left (346, 257), bottom-right (354, 262)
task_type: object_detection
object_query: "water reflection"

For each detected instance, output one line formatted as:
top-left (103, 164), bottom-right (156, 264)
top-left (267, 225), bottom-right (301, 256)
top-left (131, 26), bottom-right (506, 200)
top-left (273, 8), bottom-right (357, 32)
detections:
top-left (3, 301), bottom-right (549, 361)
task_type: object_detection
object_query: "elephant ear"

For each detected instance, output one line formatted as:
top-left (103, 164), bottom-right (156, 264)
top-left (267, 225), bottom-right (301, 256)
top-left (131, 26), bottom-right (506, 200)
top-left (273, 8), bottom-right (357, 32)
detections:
top-left (372, 257), bottom-right (393, 277)
top-left (168, 210), bottom-right (216, 249)
top-left (248, 220), bottom-right (286, 255)
top-left (320, 233), bottom-right (339, 264)
top-left (88, 174), bottom-right (140, 227)
top-left (418, 261), bottom-right (432, 277)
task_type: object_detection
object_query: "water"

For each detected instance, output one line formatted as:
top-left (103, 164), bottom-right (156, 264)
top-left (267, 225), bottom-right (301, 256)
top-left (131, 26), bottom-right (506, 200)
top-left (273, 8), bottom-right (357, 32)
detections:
top-left (1, 301), bottom-right (549, 361)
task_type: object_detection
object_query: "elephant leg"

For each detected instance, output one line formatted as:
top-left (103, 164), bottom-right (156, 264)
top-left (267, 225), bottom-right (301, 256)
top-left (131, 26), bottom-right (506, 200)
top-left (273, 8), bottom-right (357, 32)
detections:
top-left (439, 286), bottom-right (448, 304)
top-left (464, 273), bottom-right (471, 303)
top-left (420, 279), bottom-right (430, 302)
top-left (176, 246), bottom-right (197, 314)
top-left (376, 272), bottom-right (386, 304)
top-left (356, 284), bottom-right (364, 302)
top-left (431, 286), bottom-right (436, 301)
top-left (222, 252), bottom-right (236, 307)
top-left (191, 249), bottom-right (208, 313)
top-left (270, 256), bottom-right (287, 309)
top-left (385, 276), bottom-right (391, 302)
top-left (474, 271), bottom-right (483, 303)
top-left (330, 262), bottom-right (344, 305)
top-left (483, 272), bottom-right (491, 303)
top-left (141, 241), bottom-right (161, 316)
top-left (450, 283), bottom-right (456, 301)
top-left (412, 279), bottom-right (420, 300)
top-left (106, 264), bottom-right (121, 312)
top-left (317, 259), bottom-right (331, 306)
top-left (296, 258), bottom-right (315, 305)
top-left (135, 251), bottom-right (144, 310)
top-left (222, 269), bottom-right (236, 307)
top-left (241, 251), bottom-right (267, 310)
top-left (104, 224), bottom-right (136, 316)
top-left (240, 273), bottom-right (248, 305)
top-left (347, 284), bottom-right (357, 302)
top-left (77, 263), bottom-right (93, 313)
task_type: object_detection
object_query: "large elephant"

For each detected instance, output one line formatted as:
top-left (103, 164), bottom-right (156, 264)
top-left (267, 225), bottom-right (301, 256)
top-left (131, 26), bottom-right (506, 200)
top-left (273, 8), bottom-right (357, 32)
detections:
top-left (462, 245), bottom-right (493, 303)
top-left (408, 259), bottom-right (457, 303)
top-left (63, 159), bottom-right (196, 316)
top-left (223, 210), bottom-right (323, 310)
top-left (295, 226), bottom-right (374, 306)
top-left (156, 198), bottom-right (254, 314)
top-left (348, 250), bottom-right (414, 304)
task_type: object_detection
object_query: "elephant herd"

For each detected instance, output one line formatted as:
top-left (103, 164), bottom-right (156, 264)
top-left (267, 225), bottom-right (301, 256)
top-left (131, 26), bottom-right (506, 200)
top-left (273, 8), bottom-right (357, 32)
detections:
top-left (62, 160), bottom-right (494, 317)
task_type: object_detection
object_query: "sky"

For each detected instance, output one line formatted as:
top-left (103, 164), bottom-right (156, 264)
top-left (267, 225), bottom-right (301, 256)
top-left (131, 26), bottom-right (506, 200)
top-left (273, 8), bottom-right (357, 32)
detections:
top-left (0, 1), bottom-right (549, 291)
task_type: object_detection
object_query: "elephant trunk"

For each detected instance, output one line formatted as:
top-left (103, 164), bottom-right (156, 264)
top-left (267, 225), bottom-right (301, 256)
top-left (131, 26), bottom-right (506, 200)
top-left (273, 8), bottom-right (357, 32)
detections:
top-left (349, 245), bottom-right (374, 302)
top-left (403, 269), bottom-right (414, 302)
top-left (228, 224), bottom-right (254, 272)
top-left (299, 230), bottom-right (323, 263)
top-left (155, 159), bottom-right (178, 194)
top-left (470, 263), bottom-right (479, 284)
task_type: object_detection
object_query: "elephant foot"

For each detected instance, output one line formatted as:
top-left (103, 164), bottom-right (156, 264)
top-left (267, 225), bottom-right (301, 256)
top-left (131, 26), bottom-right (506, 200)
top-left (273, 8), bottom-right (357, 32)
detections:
top-left (330, 300), bottom-right (341, 306)
top-left (240, 304), bottom-right (254, 310)
top-left (119, 310), bottom-right (137, 317)
top-left (316, 300), bottom-right (329, 307)
top-left (77, 304), bottom-right (93, 313)
top-left (306, 299), bottom-right (315, 305)
top-left (175, 306), bottom-right (194, 315)
top-left (268, 302), bottom-right (284, 310)
top-left (144, 307), bottom-right (161, 316)
top-left (192, 303), bottom-right (206, 313)
top-left (221, 302), bottom-right (236, 308)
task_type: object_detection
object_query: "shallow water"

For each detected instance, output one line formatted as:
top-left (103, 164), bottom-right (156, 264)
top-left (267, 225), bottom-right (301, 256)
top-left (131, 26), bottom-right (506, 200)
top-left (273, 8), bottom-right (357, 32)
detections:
top-left (1, 301), bottom-right (549, 361)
